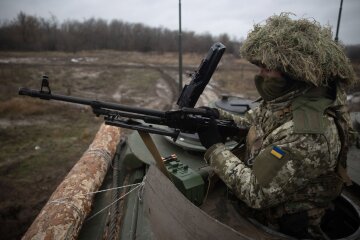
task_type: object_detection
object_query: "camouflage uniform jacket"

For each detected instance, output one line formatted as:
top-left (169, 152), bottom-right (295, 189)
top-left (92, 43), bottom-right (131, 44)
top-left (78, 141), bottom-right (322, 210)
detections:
top-left (204, 91), bottom-right (344, 223)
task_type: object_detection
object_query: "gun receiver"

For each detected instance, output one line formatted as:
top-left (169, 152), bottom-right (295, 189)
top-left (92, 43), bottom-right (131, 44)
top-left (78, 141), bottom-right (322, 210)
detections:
top-left (18, 43), bottom-right (248, 141)
top-left (177, 42), bottom-right (225, 108)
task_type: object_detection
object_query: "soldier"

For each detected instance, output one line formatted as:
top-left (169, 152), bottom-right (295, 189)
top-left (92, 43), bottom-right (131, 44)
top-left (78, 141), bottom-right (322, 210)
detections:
top-left (198, 14), bottom-right (357, 239)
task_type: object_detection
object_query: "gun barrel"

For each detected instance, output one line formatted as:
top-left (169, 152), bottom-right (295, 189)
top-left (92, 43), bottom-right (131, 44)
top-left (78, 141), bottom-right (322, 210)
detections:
top-left (18, 87), bottom-right (166, 118)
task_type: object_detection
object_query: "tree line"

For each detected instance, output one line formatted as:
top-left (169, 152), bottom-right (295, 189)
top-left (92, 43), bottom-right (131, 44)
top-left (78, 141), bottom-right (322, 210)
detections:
top-left (1, 12), bottom-right (359, 62)
top-left (0, 12), bottom-right (241, 55)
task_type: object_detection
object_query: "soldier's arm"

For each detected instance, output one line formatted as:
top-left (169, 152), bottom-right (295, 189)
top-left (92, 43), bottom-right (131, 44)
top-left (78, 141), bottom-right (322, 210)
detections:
top-left (204, 119), bottom-right (340, 209)
top-left (218, 107), bottom-right (257, 128)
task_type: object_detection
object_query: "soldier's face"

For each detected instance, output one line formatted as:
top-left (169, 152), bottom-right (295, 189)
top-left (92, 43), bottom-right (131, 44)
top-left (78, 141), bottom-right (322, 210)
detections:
top-left (254, 68), bottom-right (289, 101)
top-left (259, 68), bottom-right (283, 79)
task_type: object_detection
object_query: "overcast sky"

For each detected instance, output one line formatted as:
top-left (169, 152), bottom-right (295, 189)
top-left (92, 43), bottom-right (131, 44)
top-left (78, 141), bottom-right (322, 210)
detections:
top-left (0, 0), bottom-right (359, 44)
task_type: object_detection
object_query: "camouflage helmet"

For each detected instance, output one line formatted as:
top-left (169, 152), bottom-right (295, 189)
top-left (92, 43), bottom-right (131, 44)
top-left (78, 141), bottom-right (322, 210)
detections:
top-left (240, 13), bottom-right (357, 87)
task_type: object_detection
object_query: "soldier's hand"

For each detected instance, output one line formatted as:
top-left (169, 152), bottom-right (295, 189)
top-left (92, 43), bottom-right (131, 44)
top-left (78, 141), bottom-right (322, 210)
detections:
top-left (199, 106), bottom-right (220, 119)
top-left (197, 118), bottom-right (222, 149)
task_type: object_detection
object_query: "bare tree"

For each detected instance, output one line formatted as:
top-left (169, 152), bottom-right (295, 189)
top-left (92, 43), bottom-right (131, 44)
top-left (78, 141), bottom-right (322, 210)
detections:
top-left (0, 12), bottom-right (243, 55)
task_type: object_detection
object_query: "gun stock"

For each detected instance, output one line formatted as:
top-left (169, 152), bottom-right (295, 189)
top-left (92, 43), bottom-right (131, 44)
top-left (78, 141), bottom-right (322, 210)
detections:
top-left (177, 42), bottom-right (225, 108)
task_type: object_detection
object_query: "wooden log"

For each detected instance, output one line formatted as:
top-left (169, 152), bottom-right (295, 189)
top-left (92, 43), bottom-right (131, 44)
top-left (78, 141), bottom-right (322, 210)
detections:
top-left (22, 124), bottom-right (121, 240)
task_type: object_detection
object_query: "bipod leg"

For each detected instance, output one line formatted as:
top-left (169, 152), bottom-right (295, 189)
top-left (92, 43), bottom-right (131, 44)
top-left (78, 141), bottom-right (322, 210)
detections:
top-left (137, 131), bottom-right (171, 179)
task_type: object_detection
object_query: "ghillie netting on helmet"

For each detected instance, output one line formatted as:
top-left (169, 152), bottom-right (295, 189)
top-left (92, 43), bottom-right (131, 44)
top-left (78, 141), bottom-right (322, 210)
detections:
top-left (240, 13), bottom-right (357, 87)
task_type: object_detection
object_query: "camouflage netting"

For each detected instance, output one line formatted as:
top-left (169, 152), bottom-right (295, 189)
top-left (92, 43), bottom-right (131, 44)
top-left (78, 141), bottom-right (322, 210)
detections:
top-left (240, 13), bottom-right (357, 87)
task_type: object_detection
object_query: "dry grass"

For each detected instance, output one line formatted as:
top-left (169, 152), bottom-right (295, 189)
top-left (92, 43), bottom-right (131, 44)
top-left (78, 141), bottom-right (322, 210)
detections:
top-left (0, 98), bottom-right (55, 117)
top-left (241, 13), bottom-right (357, 87)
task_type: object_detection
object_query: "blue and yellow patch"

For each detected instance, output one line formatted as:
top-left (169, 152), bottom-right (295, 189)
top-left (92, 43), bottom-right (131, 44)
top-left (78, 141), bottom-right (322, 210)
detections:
top-left (270, 146), bottom-right (285, 159)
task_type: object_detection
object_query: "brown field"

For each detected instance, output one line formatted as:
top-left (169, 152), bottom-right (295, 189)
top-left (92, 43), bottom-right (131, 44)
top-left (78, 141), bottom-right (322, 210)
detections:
top-left (0, 50), bottom-right (359, 240)
top-left (0, 50), bottom-right (260, 240)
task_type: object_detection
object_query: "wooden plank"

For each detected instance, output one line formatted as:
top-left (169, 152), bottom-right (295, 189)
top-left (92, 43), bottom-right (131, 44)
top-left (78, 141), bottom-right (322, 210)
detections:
top-left (22, 124), bottom-right (121, 240)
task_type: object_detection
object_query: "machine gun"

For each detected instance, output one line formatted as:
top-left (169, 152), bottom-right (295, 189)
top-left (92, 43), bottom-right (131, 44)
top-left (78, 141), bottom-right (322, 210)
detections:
top-left (18, 42), bottom-right (248, 141)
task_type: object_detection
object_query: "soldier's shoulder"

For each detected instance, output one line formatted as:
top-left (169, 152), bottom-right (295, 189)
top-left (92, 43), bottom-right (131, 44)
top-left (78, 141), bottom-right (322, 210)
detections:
top-left (267, 117), bottom-right (335, 147)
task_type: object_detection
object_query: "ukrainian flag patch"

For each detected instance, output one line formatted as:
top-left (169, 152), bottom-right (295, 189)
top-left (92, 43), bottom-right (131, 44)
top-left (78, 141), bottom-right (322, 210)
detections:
top-left (270, 146), bottom-right (285, 159)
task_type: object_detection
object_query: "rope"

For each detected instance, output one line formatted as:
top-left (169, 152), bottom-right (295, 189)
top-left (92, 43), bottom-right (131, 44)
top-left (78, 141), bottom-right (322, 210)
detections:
top-left (137, 176), bottom-right (146, 202)
top-left (86, 148), bottom-right (112, 164)
top-left (47, 181), bottom-right (145, 223)
top-left (108, 141), bottom-right (125, 240)
top-left (49, 182), bottom-right (142, 203)
top-left (109, 137), bottom-right (126, 171)
top-left (47, 171), bottom-right (147, 222)
top-left (86, 182), bottom-right (145, 221)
